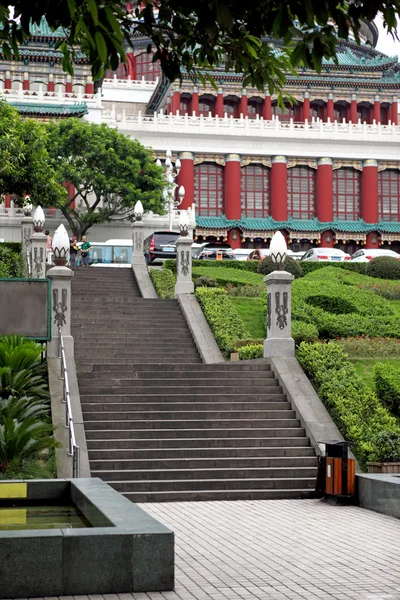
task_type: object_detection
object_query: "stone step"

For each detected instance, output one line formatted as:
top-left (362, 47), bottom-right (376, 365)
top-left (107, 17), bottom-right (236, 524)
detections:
top-left (72, 333), bottom-right (197, 341)
top-left (75, 341), bottom-right (198, 350)
top-left (79, 384), bottom-right (282, 395)
top-left (87, 446), bottom-right (315, 459)
top-left (81, 409), bottom-right (296, 421)
top-left (120, 488), bottom-right (315, 502)
top-left (92, 464), bottom-right (317, 480)
top-left (84, 418), bottom-right (301, 430)
top-left (84, 427), bottom-right (307, 439)
top-left (80, 393), bottom-right (287, 403)
top-left (77, 358), bottom-right (202, 364)
top-left (86, 436), bottom-right (311, 449)
top-left (106, 476), bottom-right (316, 492)
top-left (81, 401), bottom-right (290, 411)
top-left (80, 368), bottom-right (269, 378)
top-left (87, 362), bottom-right (269, 373)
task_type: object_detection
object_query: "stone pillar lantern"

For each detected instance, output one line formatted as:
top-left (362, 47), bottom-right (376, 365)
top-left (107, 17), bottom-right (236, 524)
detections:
top-left (21, 202), bottom-right (34, 276)
top-left (264, 231), bottom-right (295, 358)
top-left (47, 224), bottom-right (74, 358)
top-left (30, 206), bottom-right (47, 278)
top-left (175, 210), bottom-right (194, 295)
top-left (131, 200), bottom-right (146, 266)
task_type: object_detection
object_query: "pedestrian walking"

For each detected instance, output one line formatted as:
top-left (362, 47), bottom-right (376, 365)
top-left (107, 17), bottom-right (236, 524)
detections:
top-left (69, 235), bottom-right (78, 267)
top-left (45, 230), bottom-right (53, 264)
top-left (80, 235), bottom-right (92, 267)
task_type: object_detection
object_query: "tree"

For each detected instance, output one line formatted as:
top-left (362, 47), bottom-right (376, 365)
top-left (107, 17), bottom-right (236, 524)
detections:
top-left (1, 1), bottom-right (400, 94)
top-left (45, 118), bottom-right (166, 239)
top-left (0, 100), bottom-right (64, 206)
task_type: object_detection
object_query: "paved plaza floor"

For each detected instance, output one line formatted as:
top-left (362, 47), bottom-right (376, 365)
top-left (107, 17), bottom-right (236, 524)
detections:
top-left (40, 499), bottom-right (400, 600)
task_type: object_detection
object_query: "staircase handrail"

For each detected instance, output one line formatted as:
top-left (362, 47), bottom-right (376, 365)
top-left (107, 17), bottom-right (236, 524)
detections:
top-left (58, 324), bottom-right (80, 477)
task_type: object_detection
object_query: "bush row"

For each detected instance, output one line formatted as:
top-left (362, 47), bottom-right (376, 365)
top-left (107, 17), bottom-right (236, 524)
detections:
top-left (374, 363), bottom-right (400, 415)
top-left (149, 268), bottom-right (175, 298)
top-left (296, 342), bottom-right (400, 466)
top-left (0, 243), bottom-right (24, 278)
top-left (258, 256), bottom-right (302, 278)
top-left (334, 337), bottom-right (400, 358)
top-left (163, 259), bottom-right (259, 273)
top-left (192, 266), bottom-right (264, 287)
top-left (195, 287), bottom-right (248, 353)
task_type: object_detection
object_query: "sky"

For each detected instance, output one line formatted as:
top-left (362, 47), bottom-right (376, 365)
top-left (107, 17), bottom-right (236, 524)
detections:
top-left (375, 16), bottom-right (400, 57)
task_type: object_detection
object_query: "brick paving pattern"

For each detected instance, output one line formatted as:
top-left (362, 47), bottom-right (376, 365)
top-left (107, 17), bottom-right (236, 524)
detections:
top-left (39, 499), bottom-right (400, 600)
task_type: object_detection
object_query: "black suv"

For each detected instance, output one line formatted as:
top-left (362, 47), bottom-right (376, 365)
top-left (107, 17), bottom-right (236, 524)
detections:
top-left (143, 231), bottom-right (180, 265)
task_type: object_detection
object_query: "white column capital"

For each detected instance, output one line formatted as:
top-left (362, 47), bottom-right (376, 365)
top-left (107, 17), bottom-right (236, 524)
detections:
top-left (362, 159), bottom-right (378, 168)
top-left (317, 158), bottom-right (333, 166)
top-left (225, 153), bottom-right (241, 162)
top-left (178, 151), bottom-right (194, 161)
top-left (272, 156), bottom-right (287, 164)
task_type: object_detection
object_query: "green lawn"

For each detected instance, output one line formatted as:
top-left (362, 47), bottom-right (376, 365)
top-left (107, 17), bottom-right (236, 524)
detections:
top-left (389, 299), bottom-right (400, 318)
top-left (351, 358), bottom-right (400, 392)
top-left (230, 297), bottom-right (266, 339)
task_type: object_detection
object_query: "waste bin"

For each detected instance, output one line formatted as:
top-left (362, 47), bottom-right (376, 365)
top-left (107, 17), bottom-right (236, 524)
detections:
top-left (318, 440), bottom-right (356, 503)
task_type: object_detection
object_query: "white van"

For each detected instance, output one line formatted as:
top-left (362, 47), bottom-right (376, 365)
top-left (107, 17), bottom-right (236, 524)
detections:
top-left (89, 240), bottom-right (132, 267)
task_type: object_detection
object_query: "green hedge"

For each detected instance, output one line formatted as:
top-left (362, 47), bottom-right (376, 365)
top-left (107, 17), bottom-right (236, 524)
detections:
top-left (299, 261), bottom-right (367, 276)
top-left (366, 256), bottom-right (400, 280)
top-left (374, 362), bottom-right (400, 414)
top-left (0, 243), bottom-right (24, 278)
top-left (149, 268), bottom-right (176, 298)
top-left (195, 287), bottom-right (248, 353)
top-left (164, 258), bottom-right (260, 273)
top-left (238, 344), bottom-right (263, 360)
top-left (258, 256), bottom-right (302, 278)
top-left (297, 342), bottom-right (400, 466)
top-left (192, 266), bottom-right (264, 287)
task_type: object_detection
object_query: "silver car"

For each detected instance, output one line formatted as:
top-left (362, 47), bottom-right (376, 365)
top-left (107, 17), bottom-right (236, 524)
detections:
top-left (300, 248), bottom-right (351, 262)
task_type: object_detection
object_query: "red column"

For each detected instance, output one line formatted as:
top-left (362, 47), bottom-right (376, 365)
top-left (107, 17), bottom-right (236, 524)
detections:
top-left (270, 156), bottom-right (288, 221)
top-left (191, 88), bottom-right (199, 116)
top-left (215, 90), bottom-right (224, 118)
top-left (177, 152), bottom-right (194, 210)
top-left (373, 95), bottom-right (381, 123)
top-left (391, 97), bottom-right (398, 125)
top-left (303, 93), bottom-right (310, 122)
top-left (350, 94), bottom-right (357, 123)
top-left (4, 70), bottom-right (11, 90)
top-left (263, 94), bottom-right (272, 120)
top-left (224, 154), bottom-right (241, 220)
top-left (361, 160), bottom-right (378, 223)
top-left (316, 158), bottom-right (333, 222)
top-left (47, 74), bottom-right (55, 92)
top-left (85, 76), bottom-right (94, 95)
top-left (320, 231), bottom-right (334, 248)
top-left (227, 229), bottom-right (241, 249)
top-left (366, 232), bottom-right (380, 249)
top-left (126, 52), bottom-right (136, 79)
top-left (239, 91), bottom-right (248, 118)
top-left (326, 93), bottom-right (334, 122)
top-left (66, 75), bottom-right (72, 94)
top-left (4, 195), bottom-right (10, 208)
top-left (171, 88), bottom-right (180, 114)
top-left (23, 72), bottom-right (29, 91)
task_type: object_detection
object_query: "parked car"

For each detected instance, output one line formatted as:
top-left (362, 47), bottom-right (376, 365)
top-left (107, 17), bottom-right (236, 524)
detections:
top-left (247, 249), bottom-right (270, 261)
top-left (143, 231), bottom-right (180, 265)
top-left (291, 251), bottom-right (306, 261)
top-left (89, 240), bottom-right (133, 267)
top-left (300, 248), bottom-right (351, 262)
top-left (232, 248), bottom-right (253, 261)
top-left (192, 242), bottom-right (234, 260)
top-left (350, 248), bottom-right (400, 262)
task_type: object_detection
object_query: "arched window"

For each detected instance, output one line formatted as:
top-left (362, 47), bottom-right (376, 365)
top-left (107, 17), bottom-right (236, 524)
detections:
top-left (333, 168), bottom-right (360, 220)
top-left (135, 51), bottom-right (161, 81)
top-left (198, 97), bottom-right (215, 116)
top-left (223, 98), bottom-right (239, 118)
top-left (248, 99), bottom-right (263, 119)
top-left (379, 170), bottom-right (400, 221)
top-left (310, 101), bottom-right (325, 120)
top-left (241, 165), bottom-right (270, 218)
top-left (287, 167), bottom-right (315, 219)
top-left (180, 96), bottom-right (191, 114)
top-left (194, 163), bottom-right (223, 216)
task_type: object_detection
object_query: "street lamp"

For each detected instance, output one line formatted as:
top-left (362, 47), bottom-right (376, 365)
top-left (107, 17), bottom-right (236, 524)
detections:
top-left (270, 231), bottom-right (287, 269)
top-left (52, 224), bottom-right (70, 266)
top-left (32, 206), bottom-right (45, 232)
top-left (156, 149), bottom-right (185, 231)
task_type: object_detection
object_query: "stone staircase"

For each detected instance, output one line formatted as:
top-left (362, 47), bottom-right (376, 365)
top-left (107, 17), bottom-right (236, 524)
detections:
top-left (72, 267), bottom-right (317, 502)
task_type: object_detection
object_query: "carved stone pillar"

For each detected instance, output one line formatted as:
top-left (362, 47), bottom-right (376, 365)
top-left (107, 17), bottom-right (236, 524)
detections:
top-left (132, 220), bottom-right (146, 266)
top-left (30, 232), bottom-right (47, 279)
top-left (175, 235), bottom-right (194, 295)
top-left (21, 216), bottom-right (33, 276)
top-left (47, 266), bottom-right (74, 358)
top-left (264, 270), bottom-right (295, 358)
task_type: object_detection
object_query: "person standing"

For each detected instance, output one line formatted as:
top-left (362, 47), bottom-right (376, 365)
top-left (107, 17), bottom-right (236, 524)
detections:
top-left (69, 235), bottom-right (78, 267)
top-left (80, 235), bottom-right (92, 267)
top-left (45, 230), bottom-right (53, 264)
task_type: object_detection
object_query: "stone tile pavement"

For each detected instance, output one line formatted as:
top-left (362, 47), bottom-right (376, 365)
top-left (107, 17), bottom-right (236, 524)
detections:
top-left (44, 499), bottom-right (400, 600)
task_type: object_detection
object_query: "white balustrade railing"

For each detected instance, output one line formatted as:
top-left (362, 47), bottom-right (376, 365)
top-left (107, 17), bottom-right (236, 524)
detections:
top-left (2, 86), bottom-right (102, 107)
top-left (102, 77), bottom-right (158, 91)
top-left (0, 207), bottom-right (62, 219)
top-left (101, 110), bottom-right (400, 141)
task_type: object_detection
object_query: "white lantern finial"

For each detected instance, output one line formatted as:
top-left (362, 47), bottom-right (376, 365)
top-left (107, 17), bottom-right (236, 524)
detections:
top-left (270, 231), bottom-right (287, 268)
top-left (178, 210), bottom-right (190, 236)
top-left (134, 200), bottom-right (144, 220)
top-left (52, 224), bottom-right (70, 265)
top-left (32, 205), bottom-right (45, 232)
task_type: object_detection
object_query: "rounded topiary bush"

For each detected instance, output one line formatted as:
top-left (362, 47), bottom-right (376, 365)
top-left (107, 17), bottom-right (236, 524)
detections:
top-left (306, 294), bottom-right (357, 315)
top-left (257, 256), bottom-right (302, 278)
top-left (366, 256), bottom-right (400, 280)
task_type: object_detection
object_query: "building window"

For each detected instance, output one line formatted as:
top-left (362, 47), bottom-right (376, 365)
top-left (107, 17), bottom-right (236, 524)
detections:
top-left (248, 100), bottom-right (263, 119)
top-left (180, 97), bottom-right (191, 114)
top-left (223, 99), bottom-right (239, 118)
top-left (194, 163), bottom-right (223, 216)
top-left (272, 102), bottom-right (298, 122)
top-left (379, 170), bottom-right (400, 221)
top-left (104, 63), bottom-right (128, 79)
top-left (241, 165), bottom-right (270, 218)
top-left (333, 168), bottom-right (360, 220)
top-left (287, 167), bottom-right (315, 219)
top-left (198, 97), bottom-right (215, 116)
top-left (135, 51), bottom-right (161, 81)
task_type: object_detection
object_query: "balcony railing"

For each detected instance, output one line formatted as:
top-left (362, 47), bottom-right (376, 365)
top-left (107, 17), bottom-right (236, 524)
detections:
top-left (102, 77), bottom-right (158, 91)
top-left (2, 86), bottom-right (102, 108)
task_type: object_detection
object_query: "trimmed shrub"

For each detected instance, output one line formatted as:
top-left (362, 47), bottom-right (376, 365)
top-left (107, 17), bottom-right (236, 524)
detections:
top-left (300, 261), bottom-right (367, 276)
top-left (149, 268), bottom-right (175, 298)
top-left (226, 284), bottom-right (264, 297)
top-left (374, 362), bottom-right (400, 414)
top-left (297, 342), bottom-right (400, 466)
top-left (233, 338), bottom-right (264, 349)
top-left (238, 344), bottom-right (263, 360)
top-left (369, 431), bottom-right (400, 463)
top-left (0, 244), bottom-right (24, 278)
top-left (192, 266), bottom-right (264, 287)
top-left (195, 287), bottom-right (248, 353)
top-left (163, 258), bottom-right (259, 273)
top-left (258, 256), bottom-right (302, 278)
top-left (193, 276), bottom-right (218, 288)
top-left (366, 256), bottom-right (400, 280)
top-left (291, 321), bottom-right (319, 344)
top-left (335, 337), bottom-right (400, 359)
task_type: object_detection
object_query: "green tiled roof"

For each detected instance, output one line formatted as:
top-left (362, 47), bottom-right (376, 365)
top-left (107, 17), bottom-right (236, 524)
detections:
top-left (322, 49), bottom-right (397, 68)
top-left (9, 102), bottom-right (88, 116)
top-left (195, 216), bottom-right (400, 234)
top-left (29, 17), bottom-right (66, 39)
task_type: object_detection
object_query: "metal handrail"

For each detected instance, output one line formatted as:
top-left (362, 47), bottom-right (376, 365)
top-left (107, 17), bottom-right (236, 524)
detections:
top-left (58, 325), bottom-right (80, 477)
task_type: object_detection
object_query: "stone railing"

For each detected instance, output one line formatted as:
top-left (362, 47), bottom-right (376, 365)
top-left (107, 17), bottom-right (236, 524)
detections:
top-left (2, 87), bottom-right (102, 108)
top-left (101, 110), bottom-right (400, 141)
top-left (102, 77), bottom-right (158, 91)
top-left (0, 206), bottom-right (62, 219)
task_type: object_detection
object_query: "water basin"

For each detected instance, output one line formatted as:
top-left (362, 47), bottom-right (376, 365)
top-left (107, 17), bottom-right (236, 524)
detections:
top-left (0, 501), bottom-right (91, 530)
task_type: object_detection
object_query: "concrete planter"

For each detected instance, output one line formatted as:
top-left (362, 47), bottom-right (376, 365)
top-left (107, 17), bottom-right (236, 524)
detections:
top-left (367, 461), bottom-right (400, 474)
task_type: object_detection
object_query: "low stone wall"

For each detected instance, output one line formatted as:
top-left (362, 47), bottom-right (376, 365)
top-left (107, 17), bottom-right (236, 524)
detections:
top-left (357, 473), bottom-right (400, 519)
top-left (0, 478), bottom-right (174, 597)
